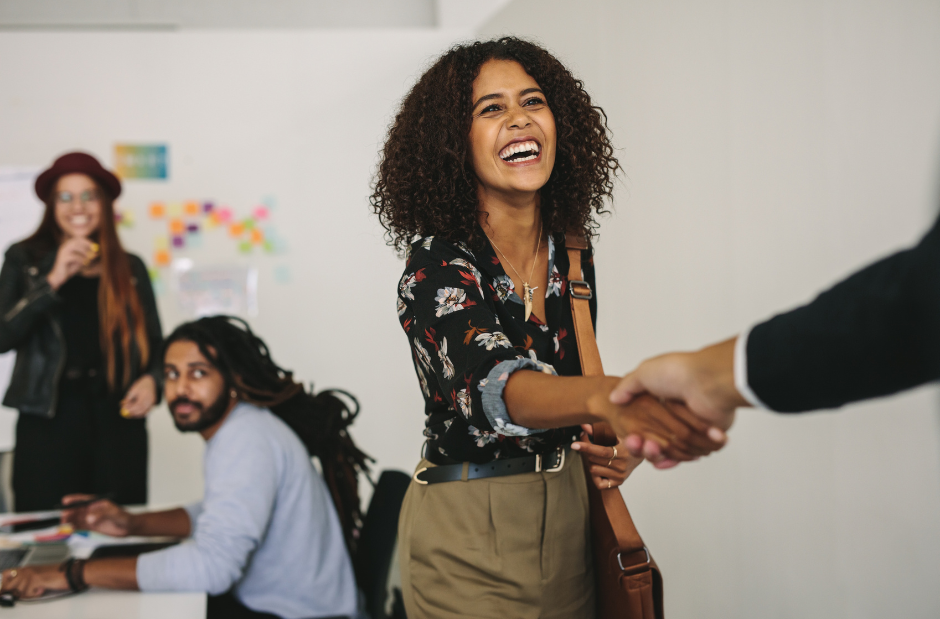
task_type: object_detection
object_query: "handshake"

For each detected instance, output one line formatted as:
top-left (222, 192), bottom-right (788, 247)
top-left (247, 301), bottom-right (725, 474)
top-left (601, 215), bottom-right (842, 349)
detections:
top-left (604, 337), bottom-right (746, 469)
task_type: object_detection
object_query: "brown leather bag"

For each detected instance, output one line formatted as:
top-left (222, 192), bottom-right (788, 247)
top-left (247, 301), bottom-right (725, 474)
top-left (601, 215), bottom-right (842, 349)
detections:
top-left (566, 233), bottom-right (664, 619)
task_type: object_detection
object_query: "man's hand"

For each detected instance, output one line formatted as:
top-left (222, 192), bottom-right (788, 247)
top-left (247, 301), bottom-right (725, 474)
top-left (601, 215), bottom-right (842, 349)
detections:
top-left (586, 381), bottom-right (727, 462)
top-left (61, 495), bottom-right (133, 537)
top-left (1, 564), bottom-right (68, 599)
top-left (610, 337), bottom-right (747, 467)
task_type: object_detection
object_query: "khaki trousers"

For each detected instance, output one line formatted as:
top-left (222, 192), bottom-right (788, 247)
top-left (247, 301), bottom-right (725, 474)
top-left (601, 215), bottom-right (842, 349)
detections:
top-left (398, 450), bottom-right (595, 619)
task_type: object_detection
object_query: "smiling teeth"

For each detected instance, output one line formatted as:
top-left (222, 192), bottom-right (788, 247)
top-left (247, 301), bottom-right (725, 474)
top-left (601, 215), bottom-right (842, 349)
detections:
top-left (499, 141), bottom-right (540, 161)
top-left (70, 216), bottom-right (90, 225)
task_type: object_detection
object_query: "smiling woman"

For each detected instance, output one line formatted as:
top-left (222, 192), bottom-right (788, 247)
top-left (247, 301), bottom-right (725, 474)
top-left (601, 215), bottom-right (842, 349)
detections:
top-left (372, 38), bottom-right (724, 619)
top-left (0, 152), bottom-right (163, 511)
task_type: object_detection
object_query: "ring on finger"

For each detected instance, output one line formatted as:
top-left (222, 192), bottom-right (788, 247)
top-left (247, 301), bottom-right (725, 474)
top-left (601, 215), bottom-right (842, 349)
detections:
top-left (606, 446), bottom-right (618, 467)
top-left (606, 479), bottom-right (611, 489)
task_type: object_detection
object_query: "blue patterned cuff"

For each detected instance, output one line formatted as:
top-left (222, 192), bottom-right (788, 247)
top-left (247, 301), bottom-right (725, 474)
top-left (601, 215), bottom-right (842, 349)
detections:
top-left (481, 357), bottom-right (558, 437)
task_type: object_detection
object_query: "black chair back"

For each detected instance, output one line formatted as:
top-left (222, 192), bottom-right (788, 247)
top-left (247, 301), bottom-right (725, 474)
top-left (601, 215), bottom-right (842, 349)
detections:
top-left (354, 469), bottom-right (410, 619)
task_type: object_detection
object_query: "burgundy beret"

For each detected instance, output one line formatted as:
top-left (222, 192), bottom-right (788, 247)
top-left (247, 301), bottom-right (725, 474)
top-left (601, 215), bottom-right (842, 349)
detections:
top-left (34, 151), bottom-right (122, 201)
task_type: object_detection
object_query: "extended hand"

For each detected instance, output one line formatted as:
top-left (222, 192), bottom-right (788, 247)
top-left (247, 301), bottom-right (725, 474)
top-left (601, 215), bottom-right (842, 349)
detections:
top-left (121, 375), bottom-right (157, 418)
top-left (610, 338), bottom-right (746, 468)
top-left (61, 495), bottom-right (132, 537)
top-left (588, 381), bottom-right (726, 462)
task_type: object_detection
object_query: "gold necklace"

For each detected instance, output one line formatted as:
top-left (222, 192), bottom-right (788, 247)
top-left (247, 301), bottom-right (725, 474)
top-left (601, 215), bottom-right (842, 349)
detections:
top-left (486, 222), bottom-right (543, 321)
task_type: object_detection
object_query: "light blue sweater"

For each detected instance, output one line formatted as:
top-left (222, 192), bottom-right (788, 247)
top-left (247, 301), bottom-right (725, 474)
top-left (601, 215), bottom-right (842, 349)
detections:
top-left (137, 402), bottom-right (357, 618)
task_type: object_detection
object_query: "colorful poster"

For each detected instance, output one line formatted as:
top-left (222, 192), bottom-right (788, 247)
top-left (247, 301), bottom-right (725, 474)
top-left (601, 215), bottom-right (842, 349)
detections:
top-left (114, 144), bottom-right (168, 179)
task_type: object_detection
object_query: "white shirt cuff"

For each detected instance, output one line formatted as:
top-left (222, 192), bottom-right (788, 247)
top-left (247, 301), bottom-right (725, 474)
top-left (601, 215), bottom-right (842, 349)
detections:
top-left (734, 328), bottom-right (769, 409)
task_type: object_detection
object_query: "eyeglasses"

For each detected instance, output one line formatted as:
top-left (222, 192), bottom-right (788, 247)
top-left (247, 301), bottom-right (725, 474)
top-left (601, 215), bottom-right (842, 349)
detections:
top-left (55, 190), bottom-right (100, 206)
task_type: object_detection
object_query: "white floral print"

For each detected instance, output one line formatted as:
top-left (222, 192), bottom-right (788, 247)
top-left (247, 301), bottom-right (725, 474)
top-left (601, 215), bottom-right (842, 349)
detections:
top-left (475, 331), bottom-right (512, 350)
top-left (438, 337), bottom-right (455, 379)
top-left (455, 388), bottom-right (472, 418)
top-left (435, 287), bottom-right (470, 317)
top-left (468, 424), bottom-right (498, 447)
top-left (492, 275), bottom-right (514, 302)
top-left (399, 268), bottom-right (426, 301)
top-left (397, 297), bottom-right (407, 316)
top-left (546, 264), bottom-right (564, 298)
top-left (413, 338), bottom-right (432, 370)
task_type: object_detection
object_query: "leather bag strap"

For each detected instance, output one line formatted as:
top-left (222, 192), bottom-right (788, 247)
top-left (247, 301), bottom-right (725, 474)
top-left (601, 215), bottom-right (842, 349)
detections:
top-left (566, 232), bottom-right (663, 619)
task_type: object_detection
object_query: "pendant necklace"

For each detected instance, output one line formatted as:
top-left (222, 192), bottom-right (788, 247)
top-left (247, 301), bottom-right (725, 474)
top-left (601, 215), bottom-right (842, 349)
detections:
top-left (487, 222), bottom-right (543, 321)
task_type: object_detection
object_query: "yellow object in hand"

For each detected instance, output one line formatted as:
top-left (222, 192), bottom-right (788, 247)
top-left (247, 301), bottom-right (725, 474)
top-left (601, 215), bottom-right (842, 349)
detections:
top-left (84, 242), bottom-right (100, 266)
top-left (120, 407), bottom-right (132, 418)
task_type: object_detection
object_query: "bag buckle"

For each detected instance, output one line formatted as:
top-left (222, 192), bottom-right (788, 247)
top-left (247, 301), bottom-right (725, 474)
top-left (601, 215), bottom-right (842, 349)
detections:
top-left (617, 546), bottom-right (651, 575)
top-left (535, 447), bottom-right (565, 473)
top-left (412, 467), bottom-right (429, 485)
top-left (569, 280), bottom-right (593, 300)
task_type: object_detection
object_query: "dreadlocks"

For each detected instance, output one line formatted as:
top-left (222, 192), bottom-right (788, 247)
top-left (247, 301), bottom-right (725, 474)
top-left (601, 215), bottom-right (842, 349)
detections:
top-left (163, 315), bottom-right (372, 554)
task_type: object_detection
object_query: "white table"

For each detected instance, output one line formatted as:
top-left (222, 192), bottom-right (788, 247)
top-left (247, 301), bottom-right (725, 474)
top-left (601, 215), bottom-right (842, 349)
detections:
top-left (1, 589), bottom-right (205, 618)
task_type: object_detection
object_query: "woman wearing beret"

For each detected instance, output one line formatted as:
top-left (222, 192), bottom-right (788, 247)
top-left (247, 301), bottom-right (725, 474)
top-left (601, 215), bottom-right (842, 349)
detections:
top-left (372, 38), bottom-right (724, 618)
top-left (0, 152), bottom-right (162, 511)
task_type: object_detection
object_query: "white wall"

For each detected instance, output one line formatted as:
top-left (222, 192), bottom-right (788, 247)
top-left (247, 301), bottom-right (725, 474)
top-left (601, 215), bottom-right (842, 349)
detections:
top-left (481, 1), bottom-right (940, 618)
top-left (0, 29), bottom-right (469, 507)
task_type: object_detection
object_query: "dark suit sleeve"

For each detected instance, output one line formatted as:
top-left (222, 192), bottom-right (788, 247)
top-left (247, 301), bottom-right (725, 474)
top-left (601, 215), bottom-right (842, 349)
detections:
top-left (746, 212), bottom-right (940, 412)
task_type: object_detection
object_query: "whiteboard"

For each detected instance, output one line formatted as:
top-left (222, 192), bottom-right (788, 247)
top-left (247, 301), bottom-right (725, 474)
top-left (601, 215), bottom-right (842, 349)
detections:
top-left (0, 167), bottom-right (44, 451)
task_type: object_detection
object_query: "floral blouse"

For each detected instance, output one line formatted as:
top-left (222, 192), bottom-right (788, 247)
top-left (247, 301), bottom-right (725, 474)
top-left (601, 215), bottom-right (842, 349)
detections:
top-left (397, 228), bottom-right (598, 464)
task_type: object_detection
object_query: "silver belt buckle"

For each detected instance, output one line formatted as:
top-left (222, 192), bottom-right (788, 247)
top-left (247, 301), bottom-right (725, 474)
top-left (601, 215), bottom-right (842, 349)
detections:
top-left (535, 446), bottom-right (565, 473)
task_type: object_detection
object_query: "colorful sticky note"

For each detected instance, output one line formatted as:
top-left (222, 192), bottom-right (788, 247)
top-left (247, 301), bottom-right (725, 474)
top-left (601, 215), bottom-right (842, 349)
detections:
top-left (205, 212), bottom-right (220, 229)
top-left (242, 218), bottom-right (255, 231)
top-left (229, 223), bottom-right (244, 237)
top-left (154, 250), bottom-right (171, 266)
top-left (169, 219), bottom-right (185, 235)
top-left (148, 203), bottom-right (166, 219)
top-left (217, 207), bottom-right (233, 223)
top-left (252, 206), bottom-right (269, 221)
top-left (167, 203), bottom-right (183, 218)
top-left (187, 223), bottom-right (200, 234)
top-left (203, 201), bottom-right (214, 213)
top-left (250, 229), bottom-right (264, 244)
top-left (154, 235), bottom-right (169, 250)
top-left (262, 240), bottom-right (274, 254)
top-left (238, 240), bottom-right (252, 254)
top-left (172, 235), bottom-right (185, 249)
top-left (187, 233), bottom-right (203, 249)
top-left (184, 201), bottom-right (199, 216)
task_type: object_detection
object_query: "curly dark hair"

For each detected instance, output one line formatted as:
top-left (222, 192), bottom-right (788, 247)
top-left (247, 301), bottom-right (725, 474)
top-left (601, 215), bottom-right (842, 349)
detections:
top-left (371, 36), bottom-right (620, 253)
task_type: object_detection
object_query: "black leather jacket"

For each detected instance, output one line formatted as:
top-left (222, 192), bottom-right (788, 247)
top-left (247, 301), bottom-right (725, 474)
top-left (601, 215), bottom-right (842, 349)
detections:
top-left (0, 241), bottom-right (163, 418)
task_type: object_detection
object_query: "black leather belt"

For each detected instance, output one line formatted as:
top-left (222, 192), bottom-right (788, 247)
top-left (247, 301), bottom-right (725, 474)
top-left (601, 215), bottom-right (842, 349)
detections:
top-left (414, 446), bottom-right (568, 485)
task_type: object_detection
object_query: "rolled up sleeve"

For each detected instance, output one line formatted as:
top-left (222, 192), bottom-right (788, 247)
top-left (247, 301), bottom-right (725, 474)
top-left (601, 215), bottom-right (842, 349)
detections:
top-left (481, 357), bottom-right (557, 436)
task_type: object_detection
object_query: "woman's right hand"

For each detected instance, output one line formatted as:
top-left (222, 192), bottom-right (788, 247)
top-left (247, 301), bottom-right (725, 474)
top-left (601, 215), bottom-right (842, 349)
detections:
top-left (587, 380), bottom-right (726, 462)
top-left (46, 238), bottom-right (96, 290)
top-left (60, 494), bottom-right (132, 537)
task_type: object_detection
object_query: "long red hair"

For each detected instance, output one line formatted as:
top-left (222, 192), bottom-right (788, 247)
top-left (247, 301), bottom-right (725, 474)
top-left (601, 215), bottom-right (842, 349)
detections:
top-left (24, 177), bottom-right (149, 391)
